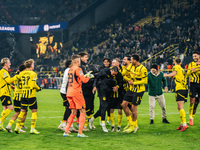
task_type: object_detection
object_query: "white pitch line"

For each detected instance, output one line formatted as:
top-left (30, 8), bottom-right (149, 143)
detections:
top-left (21, 112), bottom-right (200, 119)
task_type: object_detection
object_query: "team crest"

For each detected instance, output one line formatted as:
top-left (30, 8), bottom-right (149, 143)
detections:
top-left (103, 97), bottom-right (106, 101)
top-left (8, 100), bottom-right (11, 104)
top-left (3, 72), bottom-right (7, 77)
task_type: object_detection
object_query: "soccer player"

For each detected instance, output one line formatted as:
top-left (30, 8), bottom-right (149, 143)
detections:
top-left (148, 64), bottom-right (170, 124)
top-left (89, 66), bottom-right (119, 132)
top-left (78, 52), bottom-right (96, 131)
top-left (15, 59), bottom-right (42, 134)
top-left (122, 54), bottom-right (147, 133)
top-left (6, 64), bottom-right (28, 133)
top-left (186, 51), bottom-right (200, 125)
top-left (164, 58), bottom-right (188, 131)
top-left (63, 55), bottom-right (92, 137)
top-left (0, 58), bottom-right (15, 131)
top-left (110, 58), bottom-right (123, 132)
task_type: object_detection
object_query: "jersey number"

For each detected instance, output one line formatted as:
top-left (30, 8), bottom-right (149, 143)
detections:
top-left (22, 76), bottom-right (30, 85)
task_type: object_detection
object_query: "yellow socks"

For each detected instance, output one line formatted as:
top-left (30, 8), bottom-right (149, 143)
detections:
top-left (8, 119), bottom-right (14, 127)
top-left (179, 109), bottom-right (186, 126)
top-left (0, 109), bottom-right (12, 124)
top-left (189, 103), bottom-right (194, 119)
top-left (118, 114), bottom-right (122, 127)
top-left (84, 117), bottom-right (89, 127)
top-left (110, 112), bottom-right (115, 126)
top-left (16, 111), bottom-right (26, 128)
top-left (31, 112), bottom-right (37, 129)
top-left (107, 116), bottom-right (110, 122)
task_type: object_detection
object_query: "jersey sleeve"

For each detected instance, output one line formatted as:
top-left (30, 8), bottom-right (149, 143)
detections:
top-left (32, 72), bottom-right (40, 90)
top-left (133, 67), bottom-right (148, 85)
top-left (2, 70), bottom-right (14, 84)
top-left (186, 63), bottom-right (192, 77)
top-left (76, 68), bottom-right (89, 83)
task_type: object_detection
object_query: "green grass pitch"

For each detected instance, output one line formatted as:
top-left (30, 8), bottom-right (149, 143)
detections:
top-left (0, 89), bottom-right (200, 150)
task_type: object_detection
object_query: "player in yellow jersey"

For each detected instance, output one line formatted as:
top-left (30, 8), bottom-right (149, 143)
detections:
top-left (164, 58), bottom-right (188, 132)
top-left (6, 64), bottom-right (27, 133)
top-left (0, 58), bottom-right (15, 131)
top-left (15, 59), bottom-right (42, 134)
top-left (186, 51), bottom-right (200, 126)
top-left (122, 54), bottom-right (147, 133)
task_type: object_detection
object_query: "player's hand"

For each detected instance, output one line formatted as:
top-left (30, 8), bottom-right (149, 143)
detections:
top-left (164, 87), bottom-right (168, 92)
top-left (84, 71), bottom-right (94, 78)
top-left (11, 85), bottom-right (15, 91)
top-left (191, 68), bottom-right (196, 72)
top-left (113, 86), bottom-right (119, 92)
top-left (163, 73), bottom-right (168, 77)
top-left (92, 87), bottom-right (97, 94)
top-left (128, 80), bottom-right (133, 85)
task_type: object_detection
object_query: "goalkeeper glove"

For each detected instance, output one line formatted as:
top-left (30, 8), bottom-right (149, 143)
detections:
top-left (84, 71), bottom-right (94, 79)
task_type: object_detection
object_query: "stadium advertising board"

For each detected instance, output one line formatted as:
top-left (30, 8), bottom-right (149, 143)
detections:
top-left (0, 22), bottom-right (67, 34)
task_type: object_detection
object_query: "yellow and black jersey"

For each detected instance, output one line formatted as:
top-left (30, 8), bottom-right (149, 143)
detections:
top-left (130, 64), bottom-right (148, 93)
top-left (13, 74), bottom-right (23, 101)
top-left (172, 65), bottom-right (188, 91)
top-left (121, 64), bottom-right (134, 91)
top-left (186, 61), bottom-right (200, 84)
top-left (18, 70), bottom-right (40, 98)
top-left (0, 68), bottom-right (14, 97)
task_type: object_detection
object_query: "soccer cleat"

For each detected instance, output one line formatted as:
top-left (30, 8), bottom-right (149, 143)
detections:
top-left (92, 124), bottom-right (96, 129)
top-left (176, 125), bottom-right (182, 130)
top-left (116, 126), bottom-right (121, 132)
top-left (21, 125), bottom-right (27, 129)
top-left (63, 132), bottom-right (74, 137)
top-left (162, 119), bottom-right (170, 124)
top-left (189, 119), bottom-right (193, 126)
top-left (179, 125), bottom-right (188, 132)
top-left (0, 123), bottom-right (6, 131)
top-left (106, 121), bottom-right (112, 126)
top-left (123, 123), bottom-right (130, 132)
top-left (124, 127), bottom-right (134, 133)
top-left (150, 120), bottom-right (154, 124)
top-left (77, 133), bottom-right (88, 137)
top-left (6, 125), bottom-right (13, 133)
top-left (82, 126), bottom-right (90, 131)
top-left (111, 126), bottom-right (115, 132)
top-left (19, 129), bottom-right (26, 133)
top-left (101, 125), bottom-right (108, 132)
top-left (14, 127), bottom-right (20, 134)
top-left (134, 126), bottom-right (138, 133)
top-left (88, 118), bottom-right (94, 130)
top-left (30, 129), bottom-right (40, 134)
top-left (69, 127), bottom-right (78, 133)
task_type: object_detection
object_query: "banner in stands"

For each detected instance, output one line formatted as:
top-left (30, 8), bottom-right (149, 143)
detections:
top-left (0, 22), bottom-right (67, 34)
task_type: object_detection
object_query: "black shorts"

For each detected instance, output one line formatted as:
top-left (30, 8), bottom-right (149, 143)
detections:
top-left (176, 90), bottom-right (188, 102)
top-left (110, 97), bottom-right (122, 109)
top-left (0, 96), bottom-right (12, 106)
top-left (14, 100), bottom-right (21, 112)
top-left (84, 93), bottom-right (95, 113)
top-left (123, 90), bottom-right (144, 106)
top-left (21, 97), bottom-right (37, 110)
top-left (190, 83), bottom-right (200, 98)
top-left (60, 93), bottom-right (69, 108)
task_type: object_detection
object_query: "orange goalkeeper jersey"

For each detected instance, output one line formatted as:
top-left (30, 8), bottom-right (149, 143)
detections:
top-left (67, 66), bottom-right (89, 97)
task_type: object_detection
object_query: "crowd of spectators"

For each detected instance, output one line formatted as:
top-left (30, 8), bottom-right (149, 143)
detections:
top-left (0, 0), bottom-right (95, 25)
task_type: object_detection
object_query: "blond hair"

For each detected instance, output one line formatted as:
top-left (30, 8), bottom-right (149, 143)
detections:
top-left (24, 59), bottom-right (35, 68)
top-left (1, 57), bottom-right (10, 66)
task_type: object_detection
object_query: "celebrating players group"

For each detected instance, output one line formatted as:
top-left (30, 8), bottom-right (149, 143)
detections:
top-left (0, 51), bottom-right (200, 137)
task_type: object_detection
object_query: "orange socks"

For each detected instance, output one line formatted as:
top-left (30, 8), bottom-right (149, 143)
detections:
top-left (78, 113), bottom-right (86, 134)
top-left (65, 114), bottom-right (75, 134)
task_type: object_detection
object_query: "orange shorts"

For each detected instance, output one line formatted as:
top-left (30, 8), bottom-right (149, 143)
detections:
top-left (67, 94), bottom-right (86, 110)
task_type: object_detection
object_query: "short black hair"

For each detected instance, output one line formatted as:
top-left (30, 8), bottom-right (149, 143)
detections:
top-left (193, 51), bottom-right (199, 55)
top-left (103, 58), bottom-right (111, 63)
top-left (65, 60), bottom-right (72, 68)
top-left (131, 54), bottom-right (140, 61)
top-left (175, 58), bottom-right (181, 64)
top-left (111, 66), bottom-right (119, 72)
top-left (19, 64), bottom-right (26, 72)
top-left (125, 55), bottom-right (131, 61)
top-left (78, 52), bottom-right (88, 57)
